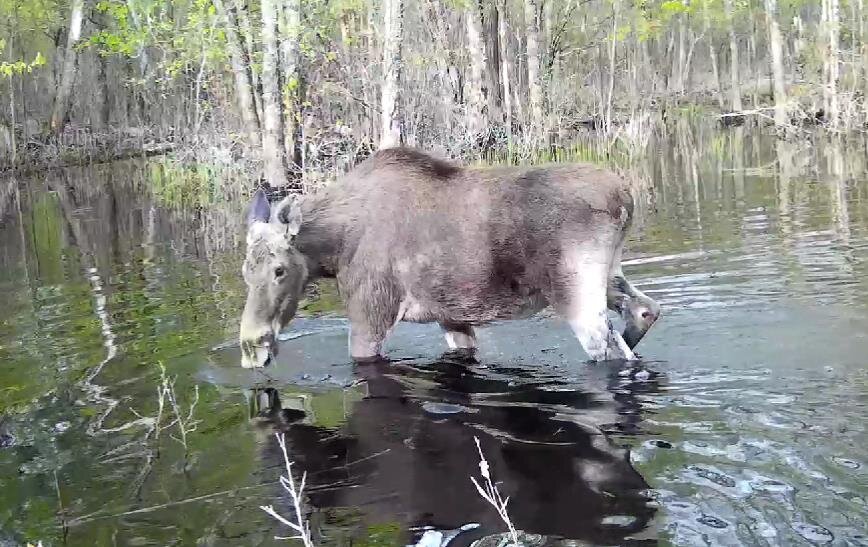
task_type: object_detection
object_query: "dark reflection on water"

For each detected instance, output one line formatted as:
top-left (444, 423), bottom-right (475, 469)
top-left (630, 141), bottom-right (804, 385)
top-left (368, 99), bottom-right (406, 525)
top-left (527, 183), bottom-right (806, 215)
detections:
top-left (247, 355), bottom-right (661, 545)
top-left (1, 125), bottom-right (867, 546)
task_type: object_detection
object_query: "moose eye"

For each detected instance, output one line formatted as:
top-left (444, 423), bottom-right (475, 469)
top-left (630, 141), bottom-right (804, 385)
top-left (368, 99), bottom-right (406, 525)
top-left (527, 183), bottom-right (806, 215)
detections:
top-left (274, 266), bottom-right (286, 279)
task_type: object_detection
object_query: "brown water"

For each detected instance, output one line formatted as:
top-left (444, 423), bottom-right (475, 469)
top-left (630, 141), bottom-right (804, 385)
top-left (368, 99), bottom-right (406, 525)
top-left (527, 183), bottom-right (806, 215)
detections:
top-left (1, 126), bottom-right (867, 546)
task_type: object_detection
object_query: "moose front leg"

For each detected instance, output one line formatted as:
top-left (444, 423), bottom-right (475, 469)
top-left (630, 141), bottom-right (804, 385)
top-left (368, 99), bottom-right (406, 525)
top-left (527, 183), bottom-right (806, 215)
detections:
top-left (343, 276), bottom-right (403, 362)
top-left (347, 320), bottom-right (387, 362)
top-left (557, 246), bottom-right (637, 362)
top-left (568, 304), bottom-right (635, 362)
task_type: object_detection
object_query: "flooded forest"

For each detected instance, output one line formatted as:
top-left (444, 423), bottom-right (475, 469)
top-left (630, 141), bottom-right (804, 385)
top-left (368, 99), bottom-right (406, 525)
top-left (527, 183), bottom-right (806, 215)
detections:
top-left (2, 0), bottom-right (868, 546)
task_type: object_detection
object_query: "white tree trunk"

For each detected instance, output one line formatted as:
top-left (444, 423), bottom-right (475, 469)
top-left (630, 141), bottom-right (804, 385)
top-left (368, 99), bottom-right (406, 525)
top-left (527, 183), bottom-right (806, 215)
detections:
top-left (823, 0), bottom-right (840, 126)
top-left (50, 0), bottom-right (84, 134)
top-left (859, 0), bottom-right (868, 118)
top-left (465, 1), bottom-right (488, 136)
top-left (425, 0), bottom-right (457, 132)
top-left (212, 0), bottom-right (261, 148)
top-left (498, 0), bottom-right (512, 134)
top-left (234, 0), bottom-right (262, 126)
top-left (764, 0), bottom-right (788, 127)
top-left (677, 18), bottom-right (686, 92)
top-left (524, 0), bottom-right (543, 141)
top-left (483, 4), bottom-right (503, 124)
top-left (379, 0), bottom-right (405, 149)
top-left (279, 0), bottom-right (302, 166)
top-left (724, 0), bottom-right (743, 111)
top-left (703, 6), bottom-right (724, 109)
top-left (261, 0), bottom-right (288, 186)
top-left (605, 0), bottom-right (618, 133)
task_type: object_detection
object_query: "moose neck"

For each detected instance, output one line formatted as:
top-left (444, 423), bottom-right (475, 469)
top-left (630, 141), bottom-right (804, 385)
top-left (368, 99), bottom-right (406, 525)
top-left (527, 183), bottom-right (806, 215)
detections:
top-left (292, 192), bottom-right (345, 279)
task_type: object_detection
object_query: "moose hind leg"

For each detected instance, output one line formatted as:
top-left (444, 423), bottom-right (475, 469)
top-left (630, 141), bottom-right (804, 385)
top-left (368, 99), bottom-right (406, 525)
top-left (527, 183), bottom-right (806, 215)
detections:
top-left (440, 321), bottom-right (477, 350)
top-left (558, 247), bottom-right (636, 362)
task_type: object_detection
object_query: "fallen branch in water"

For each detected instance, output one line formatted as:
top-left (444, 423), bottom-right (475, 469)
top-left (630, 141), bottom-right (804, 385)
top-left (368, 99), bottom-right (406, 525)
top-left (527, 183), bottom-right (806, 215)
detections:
top-left (470, 436), bottom-right (521, 546)
top-left (0, 140), bottom-right (176, 176)
top-left (157, 361), bottom-right (200, 450)
top-left (64, 482), bottom-right (273, 526)
top-left (718, 105), bottom-right (816, 136)
top-left (260, 432), bottom-right (315, 546)
top-left (719, 106), bottom-right (778, 120)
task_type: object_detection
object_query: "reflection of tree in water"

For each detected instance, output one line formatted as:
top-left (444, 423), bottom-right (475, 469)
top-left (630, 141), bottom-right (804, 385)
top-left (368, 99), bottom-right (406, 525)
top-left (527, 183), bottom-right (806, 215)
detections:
top-left (0, 163), bottom-right (251, 514)
top-left (250, 354), bottom-right (664, 545)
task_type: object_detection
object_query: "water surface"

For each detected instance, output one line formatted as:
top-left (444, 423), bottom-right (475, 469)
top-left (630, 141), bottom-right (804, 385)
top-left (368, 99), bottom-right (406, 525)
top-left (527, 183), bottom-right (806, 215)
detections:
top-left (1, 128), bottom-right (867, 546)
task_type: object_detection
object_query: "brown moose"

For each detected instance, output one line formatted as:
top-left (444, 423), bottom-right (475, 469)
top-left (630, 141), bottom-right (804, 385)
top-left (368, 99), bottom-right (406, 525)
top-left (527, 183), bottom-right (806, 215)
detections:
top-left (239, 148), bottom-right (659, 368)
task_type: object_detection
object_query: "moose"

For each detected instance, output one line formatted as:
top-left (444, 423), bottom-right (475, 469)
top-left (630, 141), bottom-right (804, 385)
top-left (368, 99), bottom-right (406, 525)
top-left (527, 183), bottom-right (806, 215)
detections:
top-left (239, 148), bottom-right (659, 368)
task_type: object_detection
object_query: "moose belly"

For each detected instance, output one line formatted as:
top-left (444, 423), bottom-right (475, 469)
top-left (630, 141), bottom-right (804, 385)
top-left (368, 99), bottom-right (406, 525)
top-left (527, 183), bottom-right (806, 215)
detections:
top-left (398, 283), bottom-right (549, 325)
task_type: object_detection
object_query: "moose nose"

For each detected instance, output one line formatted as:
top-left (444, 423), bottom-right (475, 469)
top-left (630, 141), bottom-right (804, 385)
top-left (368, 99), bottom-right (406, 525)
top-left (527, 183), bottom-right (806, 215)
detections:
top-left (240, 331), bottom-right (275, 368)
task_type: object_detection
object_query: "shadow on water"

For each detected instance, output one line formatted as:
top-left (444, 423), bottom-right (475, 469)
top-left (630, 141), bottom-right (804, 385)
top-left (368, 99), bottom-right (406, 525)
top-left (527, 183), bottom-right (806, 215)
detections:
top-left (245, 351), bottom-right (664, 546)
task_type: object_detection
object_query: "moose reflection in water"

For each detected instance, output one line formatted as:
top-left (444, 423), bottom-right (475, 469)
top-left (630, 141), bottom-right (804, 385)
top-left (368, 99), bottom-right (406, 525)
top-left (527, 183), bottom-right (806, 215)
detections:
top-left (239, 148), bottom-right (660, 368)
top-left (247, 352), bottom-right (661, 545)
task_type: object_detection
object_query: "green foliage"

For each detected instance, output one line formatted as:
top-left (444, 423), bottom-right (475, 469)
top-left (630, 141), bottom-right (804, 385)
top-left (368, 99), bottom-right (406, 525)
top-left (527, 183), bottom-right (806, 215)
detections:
top-left (0, 51), bottom-right (45, 77)
top-left (0, 0), bottom-right (63, 35)
top-left (0, 40), bottom-right (46, 77)
top-left (88, 0), bottom-right (225, 83)
top-left (660, 0), bottom-right (689, 15)
top-left (89, 1), bottom-right (143, 56)
top-left (444, 0), bottom-right (473, 9)
top-left (355, 522), bottom-right (404, 546)
top-left (299, 279), bottom-right (344, 315)
top-left (147, 158), bottom-right (252, 208)
top-left (618, 0), bottom-right (730, 42)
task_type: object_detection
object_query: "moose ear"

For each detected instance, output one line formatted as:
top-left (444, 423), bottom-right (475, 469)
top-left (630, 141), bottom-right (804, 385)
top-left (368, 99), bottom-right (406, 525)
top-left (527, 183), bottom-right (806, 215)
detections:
top-left (247, 189), bottom-right (271, 226)
top-left (272, 194), bottom-right (303, 236)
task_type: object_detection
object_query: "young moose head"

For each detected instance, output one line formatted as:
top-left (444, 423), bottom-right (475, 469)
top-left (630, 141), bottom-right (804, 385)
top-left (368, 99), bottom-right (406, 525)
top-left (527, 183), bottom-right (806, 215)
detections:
top-left (239, 190), bottom-right (308, 368)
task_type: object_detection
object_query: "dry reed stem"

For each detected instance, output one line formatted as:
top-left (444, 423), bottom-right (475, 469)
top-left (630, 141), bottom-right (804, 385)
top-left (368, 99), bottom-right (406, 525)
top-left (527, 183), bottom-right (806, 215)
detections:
top-left (260, 432), bottom-right (314, 546)
top-left (470, 436), bottom-right (521, 546)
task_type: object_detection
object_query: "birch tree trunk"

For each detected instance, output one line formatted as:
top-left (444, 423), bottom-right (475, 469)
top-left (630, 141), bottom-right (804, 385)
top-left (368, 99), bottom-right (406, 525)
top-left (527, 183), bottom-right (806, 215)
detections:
top-left (425, 0), bottom-right (456, 131)
top-left (822, 0), bottom-right (840, 126)
top-left (676, 18), bottom-right (686, 92)
top-left (541, 0), bottom-right (553, 95)
top-left (261, 0), bottom-right (288, 186)
top-left (213, 0), bottom-right (261, 148)
top-left (704, 7), bottom-right (724, 109)
top-left (859, 0), bottom-right (868, 118)
top-left (764, 0), bottom-right (788, 127)
top-left (605, 0), bottom-right (618, 133)
top-left (235, 0), bottom-right (263, 127)
top-left (724, 0), bottom-right (743, 111)
top-left (365, 0), bottom-right (379, 139)
top-left (524, 0), bottom-right (543, 141)
top-left (498, 0), bottom-right (512, 134)
top-left (50, 0), bottom-right (84, 134)
top-left (748, 16), bottom-right (759, 107)
top-left (10, 71), bottom-right (17, 162)
top-left (94, 54), bottom-right (111, 129)
top-left (124, 0), bottom-right (148, 77)
top-left (465, 1), bottom-right (488, 136)
top-left (684, 28), bottom-right (701, 94)
top-left (380, 0), bottom-right (405, 149)
top-left (279, 0), bottom-right (302, 167)
top-left (484, 3), bottom-right (503, 124)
